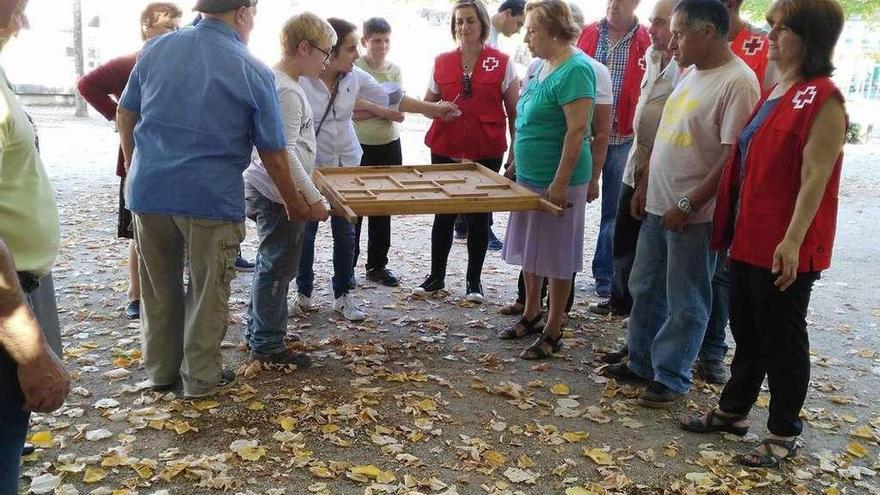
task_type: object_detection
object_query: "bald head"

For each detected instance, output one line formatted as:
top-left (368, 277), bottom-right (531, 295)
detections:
top-left (648, 0), bottom-right (677, 52)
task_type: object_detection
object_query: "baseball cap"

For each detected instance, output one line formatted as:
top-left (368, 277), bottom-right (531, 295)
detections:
top-left (193, 0), bottom-right (257, 14)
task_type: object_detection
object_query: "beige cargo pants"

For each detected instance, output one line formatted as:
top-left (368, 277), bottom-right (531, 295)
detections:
top-left (133, 213), bottom-right (244, 397)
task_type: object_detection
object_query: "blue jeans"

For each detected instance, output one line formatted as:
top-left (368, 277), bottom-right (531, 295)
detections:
top-left (297, 215), bottom-right (355, 299)
top-left (699, 255), bottom-right (731, 363)
top-left (244, 187), bottom-right (305, 355)
top-left (1, 349), bottom-right (29, 495)
top-left (626, 214), bottom-right (717, 394)
top-left (591, 141), bottom-right (633, 293)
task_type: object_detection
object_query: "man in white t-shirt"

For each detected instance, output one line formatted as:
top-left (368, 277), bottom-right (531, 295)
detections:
top-left (603, 0), bottom-right (759, 408)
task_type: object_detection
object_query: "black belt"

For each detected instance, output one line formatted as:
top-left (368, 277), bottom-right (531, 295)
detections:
top-left (16, 271), bottom-right (40, 294)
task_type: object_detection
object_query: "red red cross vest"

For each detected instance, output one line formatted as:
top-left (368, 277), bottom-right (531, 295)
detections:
top-left (711, 77), bottom-right (845, 273)
top-left (576, 21), bottom-right (650, 137)
top-left (731, 26), bottom-right (771, 91)
top-left (424, 47), bottom-right (509, 160)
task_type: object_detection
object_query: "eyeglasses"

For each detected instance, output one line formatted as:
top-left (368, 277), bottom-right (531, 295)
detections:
top-left (310, 43), bottom-right (332, 64)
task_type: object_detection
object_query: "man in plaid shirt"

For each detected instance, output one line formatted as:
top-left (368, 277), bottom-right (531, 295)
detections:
top-left (577, 0), bottom-right (650, 302)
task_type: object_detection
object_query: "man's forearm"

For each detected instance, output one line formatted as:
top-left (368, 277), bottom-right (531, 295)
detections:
top-left (258, 149), bottom-right (302, 205)
top-left (117, 107), bottom-right (138, 172)
top-left (589, 133), bottom-right (609, 182)
top-left (0, 239), bottom-right (48, 366)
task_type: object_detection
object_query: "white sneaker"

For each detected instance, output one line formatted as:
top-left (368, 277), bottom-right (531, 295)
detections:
top-left (289, 293), bottom-right (312, 317)
top-left (333, 294), bottom-right (365, 321)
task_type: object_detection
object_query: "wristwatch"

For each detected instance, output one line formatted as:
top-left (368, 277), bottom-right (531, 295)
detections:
top-left (677, 196), bottom-right (693, 215)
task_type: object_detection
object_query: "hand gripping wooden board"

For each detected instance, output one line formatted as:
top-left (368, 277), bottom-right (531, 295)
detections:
top-left (312, 162), bottom-right (564, 223)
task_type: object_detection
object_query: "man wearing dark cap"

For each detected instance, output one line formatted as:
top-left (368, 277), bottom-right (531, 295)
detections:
top-left (117, 0), bottom-right (319, 399)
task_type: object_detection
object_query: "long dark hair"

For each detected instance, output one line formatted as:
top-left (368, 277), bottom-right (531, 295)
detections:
top-left (327, 17), bottom-right (357, 55)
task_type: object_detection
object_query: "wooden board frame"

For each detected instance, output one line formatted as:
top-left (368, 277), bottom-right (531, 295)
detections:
top-left (312, 162), bottom-right (563, 223)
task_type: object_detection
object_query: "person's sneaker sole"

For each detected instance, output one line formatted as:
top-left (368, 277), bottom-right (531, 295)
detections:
top-left (637, 396), bottom-right (679, 409)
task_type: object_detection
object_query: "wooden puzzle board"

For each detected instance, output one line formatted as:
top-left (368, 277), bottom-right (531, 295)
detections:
top-left (313, 162), bottom-right (563, 223)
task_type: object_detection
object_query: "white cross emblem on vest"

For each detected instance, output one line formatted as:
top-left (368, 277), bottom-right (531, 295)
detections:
top-left (638, 57), bottom-right (647, 71)
top-left (482, 56), bottom-right (500, 72)
top-left (792, 86), bottom-right (817, 109)
top-left (742, 35), bottom-right (764, 56)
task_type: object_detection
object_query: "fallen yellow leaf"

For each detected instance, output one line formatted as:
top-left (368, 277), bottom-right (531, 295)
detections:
top-left (583, 448), bottom-right (613, 466)
top-left (309, 466), bottom-right (334, 478)
top-left (484, 450), bottom-right (508, 469)
top-left (279, 416), bottom-right (297, 432)
top-left (28, 431), bottom-right (54, 448)
top-left (551, 383), bottom-right (571, 396)
top-left (247, 401), bottom-right (265, 411)
top-left (192, 400), bottom-right (220, 411)
top-left (83, 467), bottom-right (108, 483)
top-left (562, 431), bottom-right (589, 443)
top-left (351, 464), bottom-right (382, 478)
top-left (847, 442), bottom-right (868, 458)
top-left (517, 454), bottom-right (535, 468)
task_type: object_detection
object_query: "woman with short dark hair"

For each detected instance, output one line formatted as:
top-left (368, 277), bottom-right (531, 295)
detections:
top-left (415, 0), bottom-right (519, 303)
top-left (499, 0), bottom-right (595, 359)
top-left (680, 0), bottom-right (847, 469)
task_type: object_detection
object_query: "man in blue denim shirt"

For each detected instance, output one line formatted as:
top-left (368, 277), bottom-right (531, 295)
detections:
top-left (117, 0), bottom-right (311, 399)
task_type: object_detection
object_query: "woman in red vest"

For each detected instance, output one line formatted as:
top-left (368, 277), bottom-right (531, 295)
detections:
top-left (680, 0), bottom-right (847, 469)
top-left (414, 0), bottom-right (519, 302)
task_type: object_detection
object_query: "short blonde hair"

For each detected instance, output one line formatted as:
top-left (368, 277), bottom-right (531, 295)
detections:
top-left (525, 0), bottom-right (580, 43)
top-left (280, 12), bottom-right (338, 58)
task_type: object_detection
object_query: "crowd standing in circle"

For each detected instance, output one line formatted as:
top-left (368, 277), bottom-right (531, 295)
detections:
top-left (0, 0), bottom-right (850, 483)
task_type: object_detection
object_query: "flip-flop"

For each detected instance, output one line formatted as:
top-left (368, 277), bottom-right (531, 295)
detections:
top-left (736, 437), bottom-right (799, 468)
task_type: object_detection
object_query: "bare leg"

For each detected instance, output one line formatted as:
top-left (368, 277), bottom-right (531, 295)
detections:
top-left (522, 271), bottom-right (544, 321)
top-left (128, 240), bottom-right (140, 302)
top-left (545, 276), bottom-right (571, 338)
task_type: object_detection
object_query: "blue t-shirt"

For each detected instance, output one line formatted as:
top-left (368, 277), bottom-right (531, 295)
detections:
top-left (514, 50), bottom-right (595, 187)
top-left (119, 19), bottom-right (286, 221)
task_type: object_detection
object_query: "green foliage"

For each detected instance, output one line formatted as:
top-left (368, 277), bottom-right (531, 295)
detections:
top-left (741, 0), bottom-right (880, 23)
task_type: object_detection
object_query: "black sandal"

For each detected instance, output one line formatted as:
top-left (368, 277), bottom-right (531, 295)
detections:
top-left (498, 312), bottom-right (545, 340)
top-left (680, 409), bottom-right (749, 437)
top-left (519, 331), bottom-right (562, 360)
top-left (736, 437), bottom-right (798, 468)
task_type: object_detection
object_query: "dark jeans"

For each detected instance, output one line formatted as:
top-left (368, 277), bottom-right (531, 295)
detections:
top-left (0, 348), bottom-right (29, 495)
top-left (514, 271), bottom-right (575, 313)
top-left (591, 141), bottom-right (633, 292)
top-left (609, 183), bottom-right (641, 314)
top-left (244, 186), bottom-right (305, 355)
top-left (428, 154), bottom-right (502, 283)
top-left (699, 256), bottom-right (731, 363)
top-left (297, 215), bottom-right (356, 299)
top-left (354, 139), bottom-right (402, 271)
top-left (719, 261), bottom-right (819, 437)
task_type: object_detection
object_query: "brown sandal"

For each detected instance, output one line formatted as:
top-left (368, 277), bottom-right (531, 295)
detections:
top-left (498, 312), bottom-right (545, 340)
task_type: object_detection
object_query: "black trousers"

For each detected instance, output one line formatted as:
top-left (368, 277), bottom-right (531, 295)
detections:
top-left (609, 183), bottom-right (641, 313)
top-left (718, 260), bottom-right (819, 437)
top-left (354, 139), bottom-right (402, 271)
top-left (429, 154), bottom-right (502, 283)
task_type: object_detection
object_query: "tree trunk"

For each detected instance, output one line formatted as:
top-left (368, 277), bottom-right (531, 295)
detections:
top-left (73, 0), bottom-right (88, 117)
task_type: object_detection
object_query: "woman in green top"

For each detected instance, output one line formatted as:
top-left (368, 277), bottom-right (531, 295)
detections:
top-left (500, 0), bottom-right (596, 360)
top-left (351, 17), bottom-right (404, 287)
